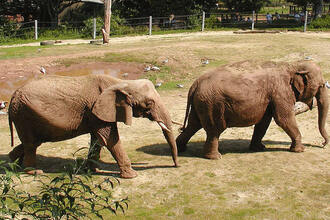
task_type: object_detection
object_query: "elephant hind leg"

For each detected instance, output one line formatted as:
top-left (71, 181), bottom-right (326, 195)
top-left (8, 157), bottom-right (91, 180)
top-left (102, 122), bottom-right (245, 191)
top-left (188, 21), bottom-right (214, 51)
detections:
top-left (9, 144), bottom-right (24, 165)
top-left (22, 142), bottom-right (43, 175)
top-left (203, 129), bottom-right (223, 160)
top-left (176, 107), bottom-right (202, 153)
top-left (250, 108), bottom-right (272, 151)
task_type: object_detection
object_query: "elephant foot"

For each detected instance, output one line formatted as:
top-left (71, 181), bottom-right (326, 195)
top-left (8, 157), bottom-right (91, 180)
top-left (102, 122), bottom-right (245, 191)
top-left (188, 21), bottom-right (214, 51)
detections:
top-left (290, 145), bottom-right (305, 153)
top-left (204, 152), bottom-right (222, 160)
top-left (120, 167), bottom-right (138, 179)
top-left (249, 143), bottom-right (266, 152)
top-left (25, 169), bottom-right (44, 175)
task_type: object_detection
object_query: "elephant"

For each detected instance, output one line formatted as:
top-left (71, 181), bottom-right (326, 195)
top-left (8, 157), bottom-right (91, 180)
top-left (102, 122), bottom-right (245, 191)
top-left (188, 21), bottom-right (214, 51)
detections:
top-left (176, 61), bottom-right (329, 159)
top-left (8, 74), bottom-right (178, 178)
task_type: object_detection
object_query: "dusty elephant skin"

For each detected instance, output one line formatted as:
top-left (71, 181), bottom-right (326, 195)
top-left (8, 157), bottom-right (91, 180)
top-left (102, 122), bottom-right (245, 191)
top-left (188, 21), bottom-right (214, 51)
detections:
top-left (176, 61), bottom-right (329, 159)
top-left (8, 75), bottom-right (178, 178)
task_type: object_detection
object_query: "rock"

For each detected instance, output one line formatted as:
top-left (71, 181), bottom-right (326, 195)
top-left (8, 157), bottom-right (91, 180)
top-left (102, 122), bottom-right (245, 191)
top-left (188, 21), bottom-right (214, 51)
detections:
top-left (151, 66), bottom-right (160, 71)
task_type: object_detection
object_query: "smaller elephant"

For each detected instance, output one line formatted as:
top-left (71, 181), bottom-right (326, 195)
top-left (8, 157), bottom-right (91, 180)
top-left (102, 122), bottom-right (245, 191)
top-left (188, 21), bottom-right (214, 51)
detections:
top-left (176, 61), bottom-right (328, 159)
top-left (8, 74), bottom-right (178, 178)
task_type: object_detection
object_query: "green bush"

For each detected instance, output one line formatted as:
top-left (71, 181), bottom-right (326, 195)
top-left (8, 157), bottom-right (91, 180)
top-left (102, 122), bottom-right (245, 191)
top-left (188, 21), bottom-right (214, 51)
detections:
top-left (0, 151), bottom-right (128, 219)
top-left (186, 14), bottom-right (202, 29)
top-left (83, 17), bottom-right (104, 38)
top-left (0, 17), bottom-right (20, 41)
top-left (205, 15), bottom-right (222, 29)
top-left (309, 15), bottom-right (330, 29)
top-left (83, 15), bottom-right (142, 37)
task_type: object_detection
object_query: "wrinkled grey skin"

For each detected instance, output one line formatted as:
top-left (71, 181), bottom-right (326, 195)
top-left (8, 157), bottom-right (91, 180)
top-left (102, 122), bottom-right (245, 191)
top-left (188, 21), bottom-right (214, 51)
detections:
top-left (8, 75), bottom-right (178, 178)
top-left (176, 61), bottom-right (328, 159)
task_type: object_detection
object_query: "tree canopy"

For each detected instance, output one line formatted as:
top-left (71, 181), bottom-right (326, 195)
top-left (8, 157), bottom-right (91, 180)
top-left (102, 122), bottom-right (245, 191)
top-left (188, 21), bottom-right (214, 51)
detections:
top-left (1, 0), bottom-right (329, 24)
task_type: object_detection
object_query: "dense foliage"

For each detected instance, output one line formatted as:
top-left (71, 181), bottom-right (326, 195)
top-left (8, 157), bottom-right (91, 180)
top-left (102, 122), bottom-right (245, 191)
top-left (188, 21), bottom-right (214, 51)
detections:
top-left (221, 0), bottom-right (271, 12)
top-left (0, 158), bottom-right (128, 219)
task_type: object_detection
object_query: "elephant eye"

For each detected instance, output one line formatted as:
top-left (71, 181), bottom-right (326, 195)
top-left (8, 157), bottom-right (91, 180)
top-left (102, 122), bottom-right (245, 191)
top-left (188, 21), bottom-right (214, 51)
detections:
top-left (146, 100), bottom-right (154, 108)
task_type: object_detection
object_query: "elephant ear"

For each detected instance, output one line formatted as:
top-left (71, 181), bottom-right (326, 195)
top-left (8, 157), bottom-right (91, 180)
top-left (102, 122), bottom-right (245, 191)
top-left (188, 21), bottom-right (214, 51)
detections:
top-left (291, 70), bottom-right (308, 98)
top-left (92, 84), bottom-right (133, 125)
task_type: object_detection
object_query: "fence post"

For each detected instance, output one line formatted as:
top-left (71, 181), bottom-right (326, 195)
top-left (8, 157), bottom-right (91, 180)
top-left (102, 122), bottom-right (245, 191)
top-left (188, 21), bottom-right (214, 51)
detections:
top-left (93, 18), bottom-right (96, 39)
top-left (303, 11), bottom-right (308, 32)
top-left (34, 20), bottom-right (38, 40)
top-left (202, 11), bottom-right (205, 31)
top-left (252, 11), bottom-right (255, 30)
top-left (149, 16), bottom-right (152, 35)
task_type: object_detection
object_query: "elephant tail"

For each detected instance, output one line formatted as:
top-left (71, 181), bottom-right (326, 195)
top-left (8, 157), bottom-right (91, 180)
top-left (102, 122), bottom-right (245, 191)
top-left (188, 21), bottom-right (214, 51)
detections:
top-left (9, 114), bottom-right (14, 147)
top-left (180, 81), bottom-right (198, 132)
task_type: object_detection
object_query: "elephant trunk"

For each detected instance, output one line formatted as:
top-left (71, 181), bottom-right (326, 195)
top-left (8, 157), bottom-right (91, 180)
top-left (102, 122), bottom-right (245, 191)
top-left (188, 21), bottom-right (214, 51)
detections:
top-left (316, 86), bottom-right (329, 147)
top-left (156, 106), bottom-right (179, 167)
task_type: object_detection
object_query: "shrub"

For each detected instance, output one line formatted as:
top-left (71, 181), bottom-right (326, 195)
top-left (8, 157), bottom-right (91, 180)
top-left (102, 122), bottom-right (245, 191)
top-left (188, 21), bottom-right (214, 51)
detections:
top-left (0, 151), bottom-right (128, 219)
top-left (186, 14), bottom-right (202, 29)
top-left (205, 15), bottom-right (222, 29)
top-left (83, 15), bottom-right (135, 37)
top-left (309, 15), bottom-right (330, 29)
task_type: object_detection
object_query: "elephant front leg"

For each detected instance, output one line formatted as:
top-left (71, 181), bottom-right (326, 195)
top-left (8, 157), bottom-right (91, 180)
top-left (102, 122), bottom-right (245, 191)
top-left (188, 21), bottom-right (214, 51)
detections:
top-left (273, 105), bottom-right (304, 152)
top-left (250, 110), bottom-right (272, 151)
top-left (204, 130), bottom-right (222, 160)
top-left (96, 124), bottom-right (137, 179)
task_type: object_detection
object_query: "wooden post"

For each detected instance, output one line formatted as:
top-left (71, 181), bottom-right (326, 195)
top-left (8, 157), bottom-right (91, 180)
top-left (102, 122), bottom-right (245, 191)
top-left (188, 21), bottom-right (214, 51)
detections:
top-left (304, 11), bottom-right (308, 32)
top-left (202, 11), bottom-right (205, 31)
top-left (252, 11), bottom-right (255, 30)
top-left (103, 0), bottom-right (111, 44)
top-left (149, 16), bottom-right (152, 35)
top-left (93, 18), bottom-right (96, 39)
top-left (34, 20), bottom-right (38, 40)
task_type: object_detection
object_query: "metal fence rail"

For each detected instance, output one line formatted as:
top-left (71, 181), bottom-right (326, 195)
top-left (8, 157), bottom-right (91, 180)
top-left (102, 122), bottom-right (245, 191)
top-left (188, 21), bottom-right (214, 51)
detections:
top-left (0, 10), bottom-right (327, 44)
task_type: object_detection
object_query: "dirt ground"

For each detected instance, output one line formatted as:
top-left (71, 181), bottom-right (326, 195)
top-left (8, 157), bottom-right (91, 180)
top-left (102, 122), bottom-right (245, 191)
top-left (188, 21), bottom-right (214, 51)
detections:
top-left (0, 31), bottom-right (329, 219)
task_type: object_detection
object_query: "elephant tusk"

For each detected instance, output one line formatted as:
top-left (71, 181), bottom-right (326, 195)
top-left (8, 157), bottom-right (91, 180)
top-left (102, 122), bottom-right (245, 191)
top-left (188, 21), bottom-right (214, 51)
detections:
top-left (171, 120), bottom-right (183, 126)
top-left (158, 121), bottom-right (171, 132)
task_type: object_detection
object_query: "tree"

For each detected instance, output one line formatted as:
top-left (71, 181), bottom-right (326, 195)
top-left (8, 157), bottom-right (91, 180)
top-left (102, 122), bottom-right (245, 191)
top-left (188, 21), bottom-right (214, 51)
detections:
top-left (102, 0), bottom-right (111, 43)
top-left (288, 0), bottom-right (330, 18)
top-left (220, 0), bottom-right (271, 12)
top-left (113, 0), bottom-right (218, 18)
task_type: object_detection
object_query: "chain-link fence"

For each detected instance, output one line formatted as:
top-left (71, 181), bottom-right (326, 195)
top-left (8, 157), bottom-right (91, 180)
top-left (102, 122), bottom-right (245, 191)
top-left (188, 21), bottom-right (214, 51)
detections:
top-left (0, 10), bottom-right (328, 44)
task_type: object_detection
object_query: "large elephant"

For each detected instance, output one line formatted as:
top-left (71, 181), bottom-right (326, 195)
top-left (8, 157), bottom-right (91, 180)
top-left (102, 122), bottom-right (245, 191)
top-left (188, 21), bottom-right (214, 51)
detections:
top-left (176, 61), bottom-right (329, 159)
top-left (8, 75), bottom-right (178, 178)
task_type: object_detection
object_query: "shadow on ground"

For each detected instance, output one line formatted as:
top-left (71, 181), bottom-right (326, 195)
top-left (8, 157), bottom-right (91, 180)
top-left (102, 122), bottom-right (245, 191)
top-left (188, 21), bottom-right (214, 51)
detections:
top-left (0, 139), bottom-right (319, 176)
top-left (137, 138), bottom-right (320, 158)
top-left (0, 154), bottom-right (175, 177)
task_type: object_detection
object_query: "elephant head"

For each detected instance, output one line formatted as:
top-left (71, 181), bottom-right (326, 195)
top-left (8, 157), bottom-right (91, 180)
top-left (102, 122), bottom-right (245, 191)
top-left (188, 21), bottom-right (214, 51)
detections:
top-left (290, 61), bottom-right (329, 146)
top-left (92, 79), bottom-right (179, 166)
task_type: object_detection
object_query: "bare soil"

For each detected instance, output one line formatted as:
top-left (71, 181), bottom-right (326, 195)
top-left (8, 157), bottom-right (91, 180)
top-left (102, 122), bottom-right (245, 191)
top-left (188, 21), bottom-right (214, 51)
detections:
top-left (0, 31), bottom-right (329, 219)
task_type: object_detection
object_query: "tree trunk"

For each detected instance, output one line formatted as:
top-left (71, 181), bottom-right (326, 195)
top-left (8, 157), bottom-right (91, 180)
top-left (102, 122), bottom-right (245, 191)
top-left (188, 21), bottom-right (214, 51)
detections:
top-left (103, 0), bottom-right (111, 44)
top-left (314, 0), bottom-right (323, 19)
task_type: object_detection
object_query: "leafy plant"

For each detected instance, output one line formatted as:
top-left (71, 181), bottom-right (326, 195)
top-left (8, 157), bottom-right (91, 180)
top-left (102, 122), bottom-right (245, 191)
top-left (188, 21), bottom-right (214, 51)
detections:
top-left (0, 148), bottom-right (128, 220)
top-left (0, 160), bottom-right (22, 219)
top-left (309, 14), bottom-right (330, 29)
